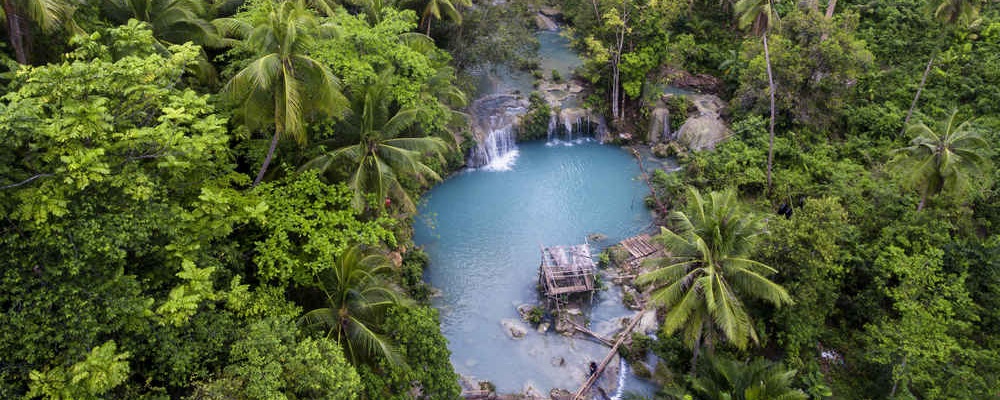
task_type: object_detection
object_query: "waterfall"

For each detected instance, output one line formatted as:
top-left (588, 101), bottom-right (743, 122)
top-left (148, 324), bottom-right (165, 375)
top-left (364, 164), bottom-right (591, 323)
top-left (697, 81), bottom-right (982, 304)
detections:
top-left (546, 108), bottom-right (606, 145)
top-left (469, 125), bottom-right (518, 171)
top-left (610, 357), bottom-right (629, 400)
top-left (546, 113), bottom-right (558, 142)
top-left (466, 94), bottom-right (526, 170)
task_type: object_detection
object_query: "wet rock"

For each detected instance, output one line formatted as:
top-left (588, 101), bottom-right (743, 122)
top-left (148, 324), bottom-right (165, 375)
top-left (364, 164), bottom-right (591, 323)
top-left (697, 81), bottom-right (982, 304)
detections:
top-left (637, 310), bottom-right (659, 334)
top-left (517, 304), bottom-right (535, 321)
top-left (587, 233), bottom-right (607, 242)
top-left (537, 322), bottom-right (550, 333)
top-left (622, 285), bottom-right (642, 310)
top-left (550, 388), bottom-right (573, 400)
top-left (501, 319), bottom-right (528, 339)
top-left (523, 384), bottom-right (544, 399)
top-left (564, 307), bottom-right (582, 316)
top-left (550, 356), bottom-right (566, 367)
top-left (555, 316), bottom-right (575, 336)
top-left (534, 13), bottom-right (558, 31)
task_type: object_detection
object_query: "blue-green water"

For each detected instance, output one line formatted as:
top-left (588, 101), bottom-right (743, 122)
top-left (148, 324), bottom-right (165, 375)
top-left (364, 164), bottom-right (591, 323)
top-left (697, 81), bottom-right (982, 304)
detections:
top-left (415, 141), bottom-right (653, 394)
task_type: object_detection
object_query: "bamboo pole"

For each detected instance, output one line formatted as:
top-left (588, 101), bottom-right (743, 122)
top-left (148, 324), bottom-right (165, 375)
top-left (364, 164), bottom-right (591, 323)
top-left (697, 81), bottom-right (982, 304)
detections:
top-left (572, 312), bottom-right (644, 400)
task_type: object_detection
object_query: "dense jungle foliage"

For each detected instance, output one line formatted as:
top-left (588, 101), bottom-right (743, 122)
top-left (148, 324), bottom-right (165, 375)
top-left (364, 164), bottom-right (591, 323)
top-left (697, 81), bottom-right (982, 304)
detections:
top-left (0, 0), bottom-right (997, 398)
top-left (556, 0), bottom-right (999, 397)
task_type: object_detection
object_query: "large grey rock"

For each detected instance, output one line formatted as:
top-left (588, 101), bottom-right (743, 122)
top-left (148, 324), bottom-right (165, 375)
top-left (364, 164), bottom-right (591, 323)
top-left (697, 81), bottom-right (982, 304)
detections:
top-left (534, 13), bottom-right (558, 31)
top-left (648, 106), bottom-right (673, 143)
top-left (677, 94), bottom-right (730, 151)
top-left (500, 319), bottom-right (528, 339)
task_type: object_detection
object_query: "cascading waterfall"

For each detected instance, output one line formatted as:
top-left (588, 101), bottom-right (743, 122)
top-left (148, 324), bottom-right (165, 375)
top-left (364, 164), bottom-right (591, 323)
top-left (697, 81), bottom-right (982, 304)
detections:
top-left (546, 108), bottom-right (606, 144)
top-left (469, 124), bottom-right (518, 171)
top-left (610, 357), bottom-right (629, 400)
top-left (466, 94), bottom-right (527, 170)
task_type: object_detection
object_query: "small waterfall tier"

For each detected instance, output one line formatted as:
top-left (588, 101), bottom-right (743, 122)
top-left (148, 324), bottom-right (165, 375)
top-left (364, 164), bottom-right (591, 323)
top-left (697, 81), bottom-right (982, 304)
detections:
top-left (546, 107), bottom-right (608, 144)
top-left (467, 94), bottom-right (528, 169)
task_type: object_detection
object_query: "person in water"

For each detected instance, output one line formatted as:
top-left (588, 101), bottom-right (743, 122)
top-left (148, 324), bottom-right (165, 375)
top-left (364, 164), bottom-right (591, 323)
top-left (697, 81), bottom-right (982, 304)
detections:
top-left (589, 361), bottom-right (598, 376)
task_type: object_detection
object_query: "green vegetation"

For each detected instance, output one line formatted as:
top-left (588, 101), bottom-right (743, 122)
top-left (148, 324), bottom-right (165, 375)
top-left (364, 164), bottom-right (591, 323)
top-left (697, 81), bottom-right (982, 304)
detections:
top-left (561, 0), bottom-right (999, 397)
top-left (0, 0), bottom-right (998, 398)
top-left (519, 91), bottom-right (553, 140)
top-left (0, 0), bottom-right (465, 398)
top-left (637, 188), bottom-right (792, 371)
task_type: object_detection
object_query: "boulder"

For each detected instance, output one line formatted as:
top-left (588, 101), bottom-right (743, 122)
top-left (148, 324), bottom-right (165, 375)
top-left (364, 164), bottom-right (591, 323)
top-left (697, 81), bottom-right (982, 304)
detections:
top-left (648, 106), bottom-right (673, 143)
top-left (501, 319), bottom-right (528, 339)
top-left (587, 232), bottom-right (607, 242)
top-left (677, 115), bottom-right (729, 151)
top-left (539, 6), bottom-right (562, 17)
top-left (534, 13), bottom-right (558, 31)
top-left (657, 66), bottom-right (724, 94)
top-left (537, 322), bottom-right (550, 333)
top-left (677, 94), bottom-right (730, 151)
top-left (637, 310), bottom-right (659, 334)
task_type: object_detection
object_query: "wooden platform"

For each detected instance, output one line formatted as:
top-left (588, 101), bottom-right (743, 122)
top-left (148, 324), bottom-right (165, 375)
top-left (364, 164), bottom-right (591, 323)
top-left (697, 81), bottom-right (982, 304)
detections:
top-left (539, 243), bottom-right (596, 299)
top-left (619, 234), bottom-right (664, 270)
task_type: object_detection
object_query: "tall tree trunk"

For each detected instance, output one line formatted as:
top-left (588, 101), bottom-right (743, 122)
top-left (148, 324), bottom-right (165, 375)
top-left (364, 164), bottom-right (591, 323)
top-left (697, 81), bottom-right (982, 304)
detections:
top-left (917, 189), bottom-right (928, 211)
top-left (890, 356), bottom-right (908, 397)
top-left (820, 0), bottom-right (837, 41)
top-left (689, 323), bottom-right (704, 375)
top-left (763, 33), bottom-right (776, 190)
top-left (3, 1), bottom-right (28, 64)
top-left (902, 55), bottom-right (935, 134)
top-left (253, 130), bottom-right (280, 186)
top-left (611, 60), bottom-right (621, 124)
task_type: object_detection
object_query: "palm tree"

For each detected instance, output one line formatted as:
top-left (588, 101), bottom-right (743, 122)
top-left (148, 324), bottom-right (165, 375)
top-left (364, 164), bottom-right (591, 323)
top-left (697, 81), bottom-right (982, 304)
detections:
top-left (734, 0), bottom-right (779, 190)
top-left (221, 0), bottom-right (347, 186)
top-left (1, 0), bottom-right (76, 64)
top-left (690, 356), bottom-right (807, 400)
top-left (300, 245), bottom-right (409, 365)
top-left (301, 75), bottom-right (450, 213)
top-left (902, 0), bottom-right (981, 133)
top-left (890, 109), bottom-right (991, 211)
top-left (103, 0), bottom-right (220, 47)
top-left (636, 188), bottom-right (792, 373)
top-left (418, 0), bottom-right (470, 36)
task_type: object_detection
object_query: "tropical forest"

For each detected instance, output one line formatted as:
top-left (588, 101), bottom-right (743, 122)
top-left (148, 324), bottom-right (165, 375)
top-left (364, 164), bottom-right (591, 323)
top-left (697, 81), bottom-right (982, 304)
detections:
top-left (0, 0), bottom-right (997, 398)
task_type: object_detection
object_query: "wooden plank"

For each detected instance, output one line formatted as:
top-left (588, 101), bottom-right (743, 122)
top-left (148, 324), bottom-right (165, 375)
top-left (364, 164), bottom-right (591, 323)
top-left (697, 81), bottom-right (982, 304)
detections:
top-left (573, 313), bottom-right (644, 400)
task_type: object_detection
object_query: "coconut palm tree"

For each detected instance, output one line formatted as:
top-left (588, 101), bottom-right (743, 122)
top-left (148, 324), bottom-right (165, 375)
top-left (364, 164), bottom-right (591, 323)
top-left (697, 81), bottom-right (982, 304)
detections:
top-left (690, 356), bottom-right (808, 400)
top-left (221, 0), bottom-right (347, 185)
top-left (902, 0), bottom-right (981, 133)
top-left (103, 0), bottom-right (219, 47)
top-left (890, 109), bottom-right (991, 211)
top-left (301, 74), bottom-right (450, 213)
top-left (734, 0), bottom-right (779, 190)
top-left (1, 0), bottom-right (77, 64)
top-left (300, 245), bottom-right (409, 365)
top-left (636, 188), bottom-right (792, 373)
top-left (417, 0), bottom-right (470, 36)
